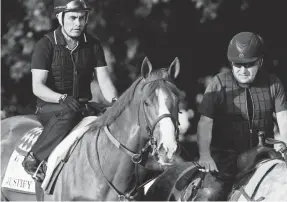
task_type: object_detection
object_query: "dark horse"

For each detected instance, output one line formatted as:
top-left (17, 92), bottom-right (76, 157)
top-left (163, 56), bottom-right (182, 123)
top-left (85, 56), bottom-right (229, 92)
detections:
top-left (1, 57), bottom-right (182, 201)
top-left (144, 134), bottom-right (287, 201)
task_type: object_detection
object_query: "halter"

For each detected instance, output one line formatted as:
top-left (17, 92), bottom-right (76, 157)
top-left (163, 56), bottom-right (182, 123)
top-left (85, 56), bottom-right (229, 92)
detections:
top-left (95, 77), bottom-right (180, 201)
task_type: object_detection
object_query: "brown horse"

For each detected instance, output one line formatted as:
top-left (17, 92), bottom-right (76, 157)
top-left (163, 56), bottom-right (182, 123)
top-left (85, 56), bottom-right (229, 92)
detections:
top-left (1, 57), bottom-right (183, 201)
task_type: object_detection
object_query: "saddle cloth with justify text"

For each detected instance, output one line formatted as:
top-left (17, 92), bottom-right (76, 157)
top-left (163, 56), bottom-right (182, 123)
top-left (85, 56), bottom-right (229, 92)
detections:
top-left (2, 116), bottom-right (97, 194)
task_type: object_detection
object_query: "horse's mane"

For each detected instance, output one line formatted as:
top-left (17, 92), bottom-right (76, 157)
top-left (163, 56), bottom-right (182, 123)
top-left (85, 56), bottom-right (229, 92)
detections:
top-left (88, 76), bottom-right (142, 131)
top-left (88, 69), bottom-right (183, 131)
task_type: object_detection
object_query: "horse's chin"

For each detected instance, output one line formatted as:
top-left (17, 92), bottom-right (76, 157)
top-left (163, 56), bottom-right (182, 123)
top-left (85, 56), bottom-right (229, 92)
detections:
top-left (157, 156), bottom-right (175, 167)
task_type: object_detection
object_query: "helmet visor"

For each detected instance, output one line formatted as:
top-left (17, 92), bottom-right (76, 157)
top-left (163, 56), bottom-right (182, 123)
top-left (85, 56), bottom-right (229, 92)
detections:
top-left (231, 58), bottom-right (261, 68)
top-left (55, 0), bottom-right (91, 14)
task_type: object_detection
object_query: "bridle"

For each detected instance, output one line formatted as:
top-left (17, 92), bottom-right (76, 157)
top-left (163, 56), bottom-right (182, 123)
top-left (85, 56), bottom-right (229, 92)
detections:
top-left (94, 77), bottom-right (180, 201)
top-left (140, 95), bottom-right (179, 157)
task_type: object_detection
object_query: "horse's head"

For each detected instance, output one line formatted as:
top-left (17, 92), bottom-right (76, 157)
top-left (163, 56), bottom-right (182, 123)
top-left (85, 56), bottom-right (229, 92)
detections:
top-left (136, 57), bottom-right (181, 166)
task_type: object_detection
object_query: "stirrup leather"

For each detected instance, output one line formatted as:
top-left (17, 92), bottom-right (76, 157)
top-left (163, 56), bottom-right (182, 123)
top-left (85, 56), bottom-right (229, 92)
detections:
top-left (32, 161), bottom-right (46, 182)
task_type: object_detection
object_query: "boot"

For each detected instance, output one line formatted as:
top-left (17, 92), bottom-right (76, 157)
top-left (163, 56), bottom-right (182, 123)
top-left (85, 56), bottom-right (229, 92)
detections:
top-left (22, 152), bottom-right (40, 175)
top-left (22, 152), bottom-right (46, 182)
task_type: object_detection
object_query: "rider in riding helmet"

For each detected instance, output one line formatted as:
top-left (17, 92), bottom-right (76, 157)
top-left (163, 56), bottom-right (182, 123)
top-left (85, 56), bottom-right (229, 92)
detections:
top-left (196, 32), bottom-right (287, 200)
top-left (22, 0), bottom-right (118, 181)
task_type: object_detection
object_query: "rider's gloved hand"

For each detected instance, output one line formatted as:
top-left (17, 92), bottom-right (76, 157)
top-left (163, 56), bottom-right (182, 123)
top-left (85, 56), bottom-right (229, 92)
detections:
top-left (59, 95), bottom-right (80, 112)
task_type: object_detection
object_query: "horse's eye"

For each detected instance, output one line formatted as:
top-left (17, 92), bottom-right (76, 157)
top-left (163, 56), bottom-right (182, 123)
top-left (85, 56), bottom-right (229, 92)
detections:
top-left (144, 101), bottom-right (149, 106)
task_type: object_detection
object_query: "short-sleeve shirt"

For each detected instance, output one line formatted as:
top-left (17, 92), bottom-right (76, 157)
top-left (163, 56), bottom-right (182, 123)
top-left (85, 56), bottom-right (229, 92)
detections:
top-left (199, 72), bottom-right (287, 119)
top-left (31, 27), bottom-right (107, 72)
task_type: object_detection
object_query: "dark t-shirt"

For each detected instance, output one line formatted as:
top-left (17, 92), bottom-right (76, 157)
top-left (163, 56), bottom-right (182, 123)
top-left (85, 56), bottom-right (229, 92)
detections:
top-left (199, 72), bottom-right (287, 119)
top-left (31, 32), bottom-right (107, 72)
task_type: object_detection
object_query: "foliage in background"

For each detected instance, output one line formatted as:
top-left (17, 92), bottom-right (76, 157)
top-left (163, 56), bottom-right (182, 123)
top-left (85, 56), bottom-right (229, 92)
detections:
top-left (2, 0), bottom-right (286, 138)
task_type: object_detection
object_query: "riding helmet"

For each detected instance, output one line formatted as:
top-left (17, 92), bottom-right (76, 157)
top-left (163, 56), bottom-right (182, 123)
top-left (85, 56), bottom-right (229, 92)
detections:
top-left (227, 32), bottom-right (264, 63)
top-left (54, 0), bottom-right (91, 14)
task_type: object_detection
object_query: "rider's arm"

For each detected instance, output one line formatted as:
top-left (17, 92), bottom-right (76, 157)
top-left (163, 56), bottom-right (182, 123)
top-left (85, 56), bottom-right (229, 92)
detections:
top-left (31, 37), bottom-right (62, 103)
top-left (197, 115), bottom-right (213, 156)
top-left (96, 66), bottom-right (118, 103)
top-left (196, 75), bottom-right (223, 171)
top-left (92, 42), bottom-right (118, 103)
top-left (271, 75), bottom-right (287, 144)
top-left (32, 70), bottom-right (62, 103)
top-left (276, 111), bottom-right (287, 143)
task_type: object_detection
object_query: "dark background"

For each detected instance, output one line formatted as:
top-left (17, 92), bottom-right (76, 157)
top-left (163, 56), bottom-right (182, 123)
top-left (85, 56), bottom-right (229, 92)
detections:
top-left (2, 0), bottom-right (287, 137)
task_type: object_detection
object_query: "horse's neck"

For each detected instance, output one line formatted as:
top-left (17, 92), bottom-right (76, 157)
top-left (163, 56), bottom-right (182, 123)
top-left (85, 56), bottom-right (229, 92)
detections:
top-left (99, 107), bottom-right (148, 194)
top-left (108, 106), bottom-right (145, 153)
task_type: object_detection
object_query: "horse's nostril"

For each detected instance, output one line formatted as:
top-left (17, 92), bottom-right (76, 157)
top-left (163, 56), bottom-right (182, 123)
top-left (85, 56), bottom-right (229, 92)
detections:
top-left (175, 144), bottom-right (181, 155)
top-left (158, 143), bottom-right (165, 153)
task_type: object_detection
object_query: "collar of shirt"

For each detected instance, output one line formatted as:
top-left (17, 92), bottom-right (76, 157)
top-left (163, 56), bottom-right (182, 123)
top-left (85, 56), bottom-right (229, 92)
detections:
top-left (54, 26), bottom-right (88, 48)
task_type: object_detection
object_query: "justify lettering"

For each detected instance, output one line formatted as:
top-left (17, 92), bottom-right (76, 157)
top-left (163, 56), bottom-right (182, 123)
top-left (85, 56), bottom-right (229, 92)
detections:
top-left (4, 177), bottom-right (33, 190)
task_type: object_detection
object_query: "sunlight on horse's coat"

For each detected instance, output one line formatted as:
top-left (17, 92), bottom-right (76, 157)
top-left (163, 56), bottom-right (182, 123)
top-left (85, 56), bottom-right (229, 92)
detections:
top-left (252, 162), bottom-right (287, 201)
top-left (157, 88), bottom-right (177, 161)
top-left (237, 160), bottom-right (287, 201)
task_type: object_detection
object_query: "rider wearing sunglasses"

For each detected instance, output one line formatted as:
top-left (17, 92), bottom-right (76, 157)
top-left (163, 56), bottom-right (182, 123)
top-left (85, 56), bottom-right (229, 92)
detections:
top-left (22, 0), bottom-right (118, 181)
top-left (196, 32), bottom-right (287, 200)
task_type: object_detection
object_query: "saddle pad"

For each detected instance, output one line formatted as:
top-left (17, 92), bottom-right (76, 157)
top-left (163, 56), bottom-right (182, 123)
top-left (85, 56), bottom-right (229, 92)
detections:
top-left (2, 150), bottom-right (36, 194)
top-left (41, 116), bottom-right (98, 192)
top-left (238, 159), bottom-right (283, 201)
top-left (16, 127), bottom-right (43, 155)
top-left (1, 127), bottom-right (43, 194)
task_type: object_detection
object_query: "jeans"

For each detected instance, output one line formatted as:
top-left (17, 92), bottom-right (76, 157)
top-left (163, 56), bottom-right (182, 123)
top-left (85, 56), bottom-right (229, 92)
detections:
top-left (195, 148), bottom-right (239, 201)
top-left (31, 102), bottom-right (108, 161)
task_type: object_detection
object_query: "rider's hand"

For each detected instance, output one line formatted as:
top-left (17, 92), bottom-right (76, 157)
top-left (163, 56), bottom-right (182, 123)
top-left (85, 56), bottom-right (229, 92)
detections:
top-left (275, 143), bottom-right (287, 153)
top-left (198, 154), bottom-right (219, 173)
top-left (59, 95), bottom-right (80, 112)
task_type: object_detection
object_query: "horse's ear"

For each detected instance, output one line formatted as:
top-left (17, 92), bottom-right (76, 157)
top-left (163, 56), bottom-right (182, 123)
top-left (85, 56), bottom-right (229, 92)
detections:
top-left (141, 57), bottom-right (153, 79)
top-left (168, 57), bottom-right (180, 79)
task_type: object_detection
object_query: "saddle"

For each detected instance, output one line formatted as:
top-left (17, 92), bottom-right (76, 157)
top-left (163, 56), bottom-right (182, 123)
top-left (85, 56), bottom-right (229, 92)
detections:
top-left (144, 161), bottom-right (203, 201)
top-left (237, 145), bottom-right (282, 178)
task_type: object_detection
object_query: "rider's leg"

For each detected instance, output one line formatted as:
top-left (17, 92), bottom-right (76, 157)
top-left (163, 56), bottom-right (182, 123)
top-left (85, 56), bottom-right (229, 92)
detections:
top-left (22, 103), bottom-right (82, 180)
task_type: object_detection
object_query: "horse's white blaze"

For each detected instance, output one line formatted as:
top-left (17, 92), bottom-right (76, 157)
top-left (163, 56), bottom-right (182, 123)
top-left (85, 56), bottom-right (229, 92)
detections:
top-left (156, 88), bottom-right (177, 159)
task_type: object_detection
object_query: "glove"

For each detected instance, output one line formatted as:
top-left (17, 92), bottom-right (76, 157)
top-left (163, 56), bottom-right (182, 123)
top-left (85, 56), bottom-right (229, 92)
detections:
top-left (59, 95), bottom-right (80, 112)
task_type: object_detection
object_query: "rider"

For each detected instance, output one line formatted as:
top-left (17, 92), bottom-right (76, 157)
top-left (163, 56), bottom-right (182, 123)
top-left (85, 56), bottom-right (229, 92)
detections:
top-left (22, 0), bottom-right (118, 181)
top-left (196, 32), bottom-right (287, 200)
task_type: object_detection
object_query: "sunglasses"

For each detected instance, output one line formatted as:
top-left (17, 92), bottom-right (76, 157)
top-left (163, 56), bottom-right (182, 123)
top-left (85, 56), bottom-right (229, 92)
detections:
top-left (232, 59), bottom-right (260, 68)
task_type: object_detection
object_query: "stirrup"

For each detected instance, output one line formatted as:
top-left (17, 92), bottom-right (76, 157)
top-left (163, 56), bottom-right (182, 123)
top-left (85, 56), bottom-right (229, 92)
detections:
top-left (32, 161), bottom-right (46, 182)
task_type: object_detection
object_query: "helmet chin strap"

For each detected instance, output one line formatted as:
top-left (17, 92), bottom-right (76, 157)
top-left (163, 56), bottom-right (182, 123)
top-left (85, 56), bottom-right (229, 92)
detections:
top-left (56, 11), bottom-right (89, 32)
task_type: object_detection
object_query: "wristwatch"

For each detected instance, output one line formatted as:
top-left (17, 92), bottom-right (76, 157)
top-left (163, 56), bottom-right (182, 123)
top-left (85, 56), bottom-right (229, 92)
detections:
top-left (58, 94), bottom-right (67, 103)
top-left (112, 97), bottom-right (118, 103)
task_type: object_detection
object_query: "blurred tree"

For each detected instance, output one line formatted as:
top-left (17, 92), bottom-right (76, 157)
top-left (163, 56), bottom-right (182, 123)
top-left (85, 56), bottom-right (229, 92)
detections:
top-left (1, 0), bottom-right (287, 122)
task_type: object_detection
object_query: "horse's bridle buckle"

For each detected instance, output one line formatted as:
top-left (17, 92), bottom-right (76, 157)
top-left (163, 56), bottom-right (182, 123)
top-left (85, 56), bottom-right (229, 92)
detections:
top-left (131, 154), bottom-right (142, 164)
top-left (118, 195), bottom-right (128, 201)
